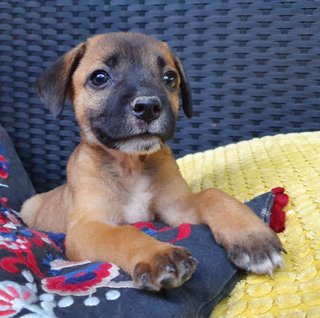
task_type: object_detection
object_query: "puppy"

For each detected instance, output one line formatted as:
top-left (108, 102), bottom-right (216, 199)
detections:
top-left (21, 32), bottom-right (284, 291)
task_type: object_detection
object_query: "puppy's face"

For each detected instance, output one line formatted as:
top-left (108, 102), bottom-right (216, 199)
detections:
top-left (37, 33), bottom-right (192, 154)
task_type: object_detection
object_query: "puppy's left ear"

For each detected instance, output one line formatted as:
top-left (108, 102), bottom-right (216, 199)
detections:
top-left (173, 55), bottom-right (193, 118)
top-left (37, 42), bottom-right (86, 117)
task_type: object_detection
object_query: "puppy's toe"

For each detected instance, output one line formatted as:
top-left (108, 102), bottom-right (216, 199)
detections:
top-left (133, 247), bottom-right (197, 291)
top-left (227, 227), bottom-right (285, 275)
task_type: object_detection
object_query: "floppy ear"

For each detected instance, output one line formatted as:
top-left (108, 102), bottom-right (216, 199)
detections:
top-left (37, 43), bottom-right (86, 117)
top-left (173, 55), bottom-right (193, 118)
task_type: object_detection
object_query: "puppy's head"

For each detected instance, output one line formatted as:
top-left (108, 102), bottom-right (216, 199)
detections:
top-left (37, 32), bottom-right (192, 154)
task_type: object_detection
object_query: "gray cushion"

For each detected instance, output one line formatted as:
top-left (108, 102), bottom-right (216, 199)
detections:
top-left (0, 125), bottom-right (35, 211)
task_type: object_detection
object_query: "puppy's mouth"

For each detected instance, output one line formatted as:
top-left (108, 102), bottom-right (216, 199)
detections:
top-left (114, 134), bottom-right (164, 154)
top-left (89, 127), bottom-right (165, 154)
top-left (113, 132), bottom-right (162, 143)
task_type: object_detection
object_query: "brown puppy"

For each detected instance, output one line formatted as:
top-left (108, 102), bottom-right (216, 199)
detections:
top-left (21, 32), bottom-right (284, 291)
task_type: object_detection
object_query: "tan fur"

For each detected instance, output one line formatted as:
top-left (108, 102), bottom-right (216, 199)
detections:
top-left (21, 33), bottom-right (283, 290)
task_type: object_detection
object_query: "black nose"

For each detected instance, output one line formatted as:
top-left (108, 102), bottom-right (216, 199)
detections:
top-left (131, 96), bottom-right (162, 122)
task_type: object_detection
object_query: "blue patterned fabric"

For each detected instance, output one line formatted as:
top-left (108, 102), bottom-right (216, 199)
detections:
top-left (0, 192), bottom-right (274, 318)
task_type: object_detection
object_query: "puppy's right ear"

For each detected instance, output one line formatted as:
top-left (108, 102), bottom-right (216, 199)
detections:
top-left (37, 43), bottom-right (86, 117)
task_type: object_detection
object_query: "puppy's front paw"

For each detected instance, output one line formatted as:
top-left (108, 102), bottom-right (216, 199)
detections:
top-left (226, 227), bottom-right (285, 275)
top-left (133, 247), bottom-right (197, 291)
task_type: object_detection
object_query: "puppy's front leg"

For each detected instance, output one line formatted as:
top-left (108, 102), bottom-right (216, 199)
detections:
top-left (65, 220), bottom-right (197, 291)
top-left (153, 151), bottom-right (284, 275)
top-left (193, 188), bottom-right (284, 274)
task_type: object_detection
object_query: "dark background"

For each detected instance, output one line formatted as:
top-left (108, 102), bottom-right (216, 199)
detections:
top-left (0, 0), bottom-right (319, 192)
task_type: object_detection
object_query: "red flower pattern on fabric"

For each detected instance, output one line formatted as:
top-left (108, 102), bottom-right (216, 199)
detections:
top-left (0, 155), bottom-right (9, 179)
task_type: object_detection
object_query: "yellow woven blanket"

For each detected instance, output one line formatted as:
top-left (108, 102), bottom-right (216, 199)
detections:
top-left (177, 131), bottom-right (320, 318)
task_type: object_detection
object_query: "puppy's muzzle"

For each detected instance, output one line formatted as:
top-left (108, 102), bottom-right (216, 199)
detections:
top-left (131, 96), bottom-right (162, 123)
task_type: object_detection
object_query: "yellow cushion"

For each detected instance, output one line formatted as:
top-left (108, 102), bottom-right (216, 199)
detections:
top-left (177, 131), bottom-right (320, 318)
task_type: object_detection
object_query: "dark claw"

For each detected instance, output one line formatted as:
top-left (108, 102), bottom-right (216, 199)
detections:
top-left (189, 256), bottom-right (199, 265)
top-left (182, 260), bottom-right (191, 270)
top-left (280, 247), bottom-right (287, 254)
top-left (182, 273), bottom-right (192, 282)
top-left (160, 278), bottom-right (174, 288)
top-left (141, 272), bottom-right (150, 285)
top-left (165, 264), bottom-right (176, 273)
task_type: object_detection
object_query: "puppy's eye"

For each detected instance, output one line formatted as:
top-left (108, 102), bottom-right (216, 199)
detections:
top-left (90, 70), bottom-right (110, 87)
top-left (163, 71), bottom-right (178, 89)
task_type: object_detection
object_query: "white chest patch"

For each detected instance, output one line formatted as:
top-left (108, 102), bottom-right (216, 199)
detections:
top-left (123, 176), bottom-right (154, 224)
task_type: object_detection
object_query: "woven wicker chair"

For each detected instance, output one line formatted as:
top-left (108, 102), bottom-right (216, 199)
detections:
top-left (1, 1), bottom-right (320, 317)
top-left (1, 0), bottom-right (319, 193)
